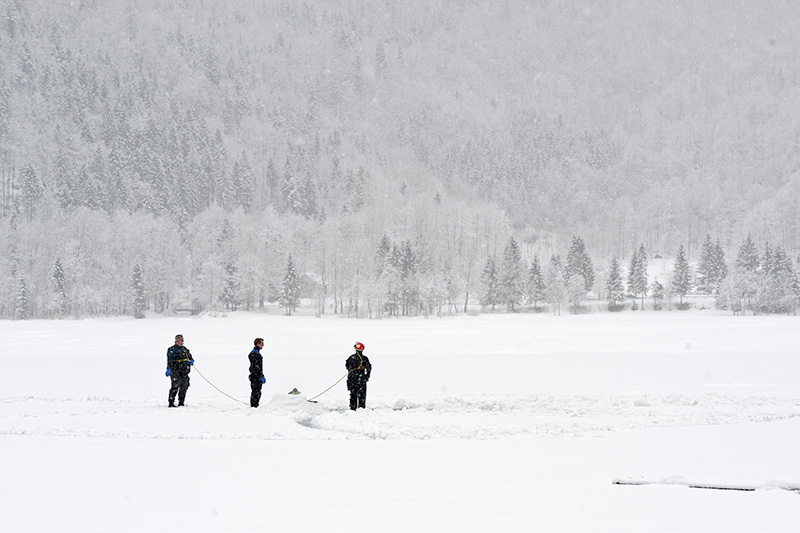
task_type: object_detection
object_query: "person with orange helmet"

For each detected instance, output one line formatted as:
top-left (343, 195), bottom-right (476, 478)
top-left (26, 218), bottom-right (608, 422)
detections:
top-left (345, 341), bottom-right (372, 410)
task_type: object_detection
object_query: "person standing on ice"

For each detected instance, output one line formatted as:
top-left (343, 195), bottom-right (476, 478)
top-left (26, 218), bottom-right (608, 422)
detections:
top-left (345, 342), bottom-right (372, 410)
top-left (248, 337), bottom-right (266, 408)
top-left (165, 334), bottom-right (194, 407)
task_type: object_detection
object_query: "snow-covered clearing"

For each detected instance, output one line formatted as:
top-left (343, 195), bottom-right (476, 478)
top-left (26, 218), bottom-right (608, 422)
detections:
top-left (1, 312), bottom-right (799, 531)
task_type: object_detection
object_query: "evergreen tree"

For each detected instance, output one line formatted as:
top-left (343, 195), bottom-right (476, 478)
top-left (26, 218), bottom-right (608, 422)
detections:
top-left (711, 238), bottom-right (728, 292)
top-left (344, 167), bottom-right (366, 212)
top-left (565, 235), bottom-right (595, 292)
top-left (565, 235), bottom-right (581, 284)
top-left (54, 145), bottom-right (76, 209)
top-left (89, 147), bottom-right (109, 211)
top-left (19, 162), bottom-right (44, 220)
top-left (52, 259), bottom-right (68, 316)
top-left (792, 269), bottom-right (800, 314)
top-left (231, 151), bottom-right (254, 211)
top-left (16, 277), bottom-right (29, 320)
top-left (300, 170), bottom-right (319, 220)
top-left (672, 244), bottom-right (692, 308)
top-left (220, 261), bottom-right (241, 311)
top-left (380, 250), bottom-right (402, 317)
top-left (650, 279), bottom-right (664, 310)
top-left (735, 234), bottom-right (760, 273)
top-left (546, 254), bottom-right (565, 316)
top-left (724, 234), bottom-right (760, 314)
top-left (264, 157), bottom-right (279, 205)
top-left (527, 254), bottom-right (546, 311)
top-left (581, 247), bottom-right (595, 293)
top-left (398, 240), bottom-right (420, 316)
top-left (106, 144), bottom-right (129, 212)
top-left (766, 245), bottom-right (794, 313)
top-left (279, 255), bottom-right (300, 315)
top-left (566, 273), bottom-right (586, 314)
top-left (480, 255), bottom-right (499, 311)
top-left (280, 156), bottom-right (299, 214)
top-left (605, 257), bottom-right (625, 310)
top-left (761, 241), bottom-right (774, 277)
top-left (131, 263), bottom-right (146, 318)
top-left (208, 129), bottom-right (227, 206)
top-left (696, 234), bottom-right (714, 294)
top-left (376, 234), bottom-right (393, 277)
top-left (627, 243), bottom-right (648, 309)
top-left (375, 40), bottom-right (388, 74)
top-left (499, 236), bottom-right (523, 312)
top-left (0, 79), bottom-right (9, 139)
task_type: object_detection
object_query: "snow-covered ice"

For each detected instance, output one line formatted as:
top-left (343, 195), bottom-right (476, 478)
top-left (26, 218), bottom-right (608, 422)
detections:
top-left (1, 312), bottom-right (799, 531)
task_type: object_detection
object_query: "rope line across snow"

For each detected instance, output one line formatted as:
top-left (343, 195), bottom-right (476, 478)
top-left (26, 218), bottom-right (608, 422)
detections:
top-left (192, 365), bottom-right (248, 405)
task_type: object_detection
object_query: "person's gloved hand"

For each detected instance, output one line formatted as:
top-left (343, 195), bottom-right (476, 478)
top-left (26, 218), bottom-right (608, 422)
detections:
top-left (189, 360), bottom-right (194, 365)
top-left (165, 369), bottom-right (171, 377)
top-left (261, 376), bottom-right (266, 384)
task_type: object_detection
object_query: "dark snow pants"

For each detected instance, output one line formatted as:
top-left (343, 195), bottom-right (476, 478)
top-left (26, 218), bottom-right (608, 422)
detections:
top-left (250, 379), bottom-right (263, 408)
top-left (168, 373), bottom-right (190, 406)
top-left (349, 383), bottom-right (367, 410)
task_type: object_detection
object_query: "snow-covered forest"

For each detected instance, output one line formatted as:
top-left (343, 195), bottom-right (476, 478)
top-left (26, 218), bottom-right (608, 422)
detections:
top-left (1, 0), bottom-right (799, 318)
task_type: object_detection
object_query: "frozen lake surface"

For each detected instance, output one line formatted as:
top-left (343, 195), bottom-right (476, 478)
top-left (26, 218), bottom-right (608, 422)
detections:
top-left (1, 312), bottom-right (799, 531)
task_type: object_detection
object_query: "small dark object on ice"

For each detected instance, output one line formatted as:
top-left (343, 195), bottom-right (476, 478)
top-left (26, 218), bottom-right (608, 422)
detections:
top-left (288, 387), bottom-right (301, 395)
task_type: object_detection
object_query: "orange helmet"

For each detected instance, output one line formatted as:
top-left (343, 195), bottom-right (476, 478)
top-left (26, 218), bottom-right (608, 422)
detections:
top-left (354, 342), bottom-right (365, 351)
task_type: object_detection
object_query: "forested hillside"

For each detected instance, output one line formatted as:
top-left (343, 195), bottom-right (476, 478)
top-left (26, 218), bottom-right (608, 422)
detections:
top-left (1, 0), bottom-right (799, 318)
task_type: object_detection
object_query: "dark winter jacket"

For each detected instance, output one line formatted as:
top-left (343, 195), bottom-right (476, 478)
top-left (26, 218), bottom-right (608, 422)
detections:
top-left (167, 345), bottom-right (193, 375)
top-left (345, 351), bottom-right (371, 390)
top-left (248, 348), bottom-right (264, 382)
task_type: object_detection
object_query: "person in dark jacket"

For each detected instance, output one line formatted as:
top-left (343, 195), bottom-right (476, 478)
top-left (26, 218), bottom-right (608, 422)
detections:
top-left (165, 334), bottom-right (194, 407)
top-left (248, 337), bottom-right (266, 408)
top-left (345, 341), bottom-right (371, 410)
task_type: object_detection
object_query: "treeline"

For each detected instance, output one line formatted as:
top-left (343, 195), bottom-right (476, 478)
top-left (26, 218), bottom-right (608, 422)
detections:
top-left (478, 233), bottom-right (799, 317)
top-left (1, 198), bottom-right (514, 319)
top-left (4, 203), bottom-right (798, 319)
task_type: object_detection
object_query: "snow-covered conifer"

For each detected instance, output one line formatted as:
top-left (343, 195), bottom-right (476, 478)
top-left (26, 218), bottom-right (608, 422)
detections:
top-left (566, 274), bottom-right (586, 314)
top-left (712, 238), bottom-right (728, 291)
top-left (627, 243), bottom-right (648, 309)
top-left (735, 234), bottom-right (759, 273)
top-left (231, 151), bottom-right (255, 212)
top-left (130, 264), bottom-right (146, 318)
top-left (220, 261), bottom-right (242, 312)
top-left (19, 163), bottom-right (43, 220)
top-left (546, 255), bottom-right (565, 316)
top-left (673, 245), bottom-right (692, 309)
top-left (480, 255), bottom-right (499, 311)
top-left (280, 157), bottom-right (299, 215)
top-left (499, 237), bottom-right (523, 312)
top-left (696, 234), bottom-right (714, 294)
top-left (527, 254), bottom-right (546, 311)
top-left (605, 257), bottom-right (625, 311)
top-left (399, 240), bottom-right (420, 315)
top-left (53, 259), bottom-right (68, 316)
top-left (15, 277), bottom-right (29, 320)
top-left (279, 255), bottom-right (300, 316)
top-left (650, 280), bottom-right (664, 311)
top-left (565, 235), bottom-right (594, 292)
